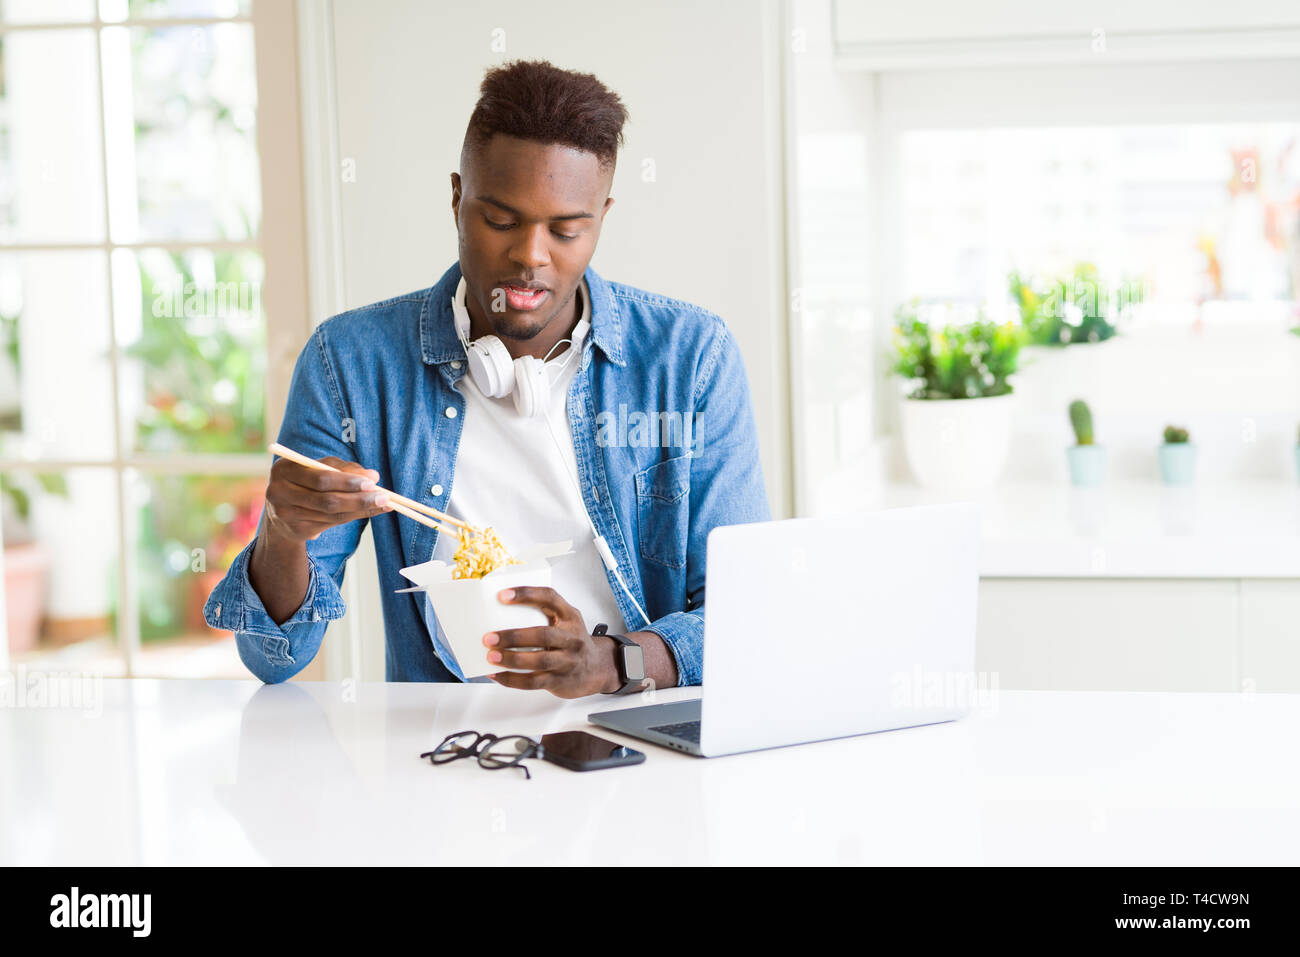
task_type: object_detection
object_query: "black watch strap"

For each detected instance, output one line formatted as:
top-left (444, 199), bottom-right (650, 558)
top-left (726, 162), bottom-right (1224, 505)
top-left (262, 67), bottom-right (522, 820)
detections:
top-left (593, 623), bottom-right (645, 695)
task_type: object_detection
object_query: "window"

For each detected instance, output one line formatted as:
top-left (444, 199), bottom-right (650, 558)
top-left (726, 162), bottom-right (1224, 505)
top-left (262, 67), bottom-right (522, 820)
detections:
top-left (784, 55), bottom-right (1300, 509)
top-left (876, 61), bottom-right (1300, 462)
top-left (900, 123), bottom-right (1300, 324)
top-left (0, 0), bottom-right (301, 677)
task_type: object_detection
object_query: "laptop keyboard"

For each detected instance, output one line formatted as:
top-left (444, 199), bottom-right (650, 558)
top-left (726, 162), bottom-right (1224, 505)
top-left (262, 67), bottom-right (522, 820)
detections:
top-left (648, 720), bottom-right (701, 744)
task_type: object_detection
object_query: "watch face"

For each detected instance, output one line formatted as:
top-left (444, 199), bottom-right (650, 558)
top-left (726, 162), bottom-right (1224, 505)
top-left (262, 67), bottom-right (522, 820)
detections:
top-left (623, 644), bottom-right (646, 683)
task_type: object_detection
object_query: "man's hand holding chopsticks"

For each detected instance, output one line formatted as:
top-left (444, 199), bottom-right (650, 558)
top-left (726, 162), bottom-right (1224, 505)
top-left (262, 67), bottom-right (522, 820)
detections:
top-left (248, 455), bottom-right (394, 625)
top-left (262, 455), bottom-right (394, 545)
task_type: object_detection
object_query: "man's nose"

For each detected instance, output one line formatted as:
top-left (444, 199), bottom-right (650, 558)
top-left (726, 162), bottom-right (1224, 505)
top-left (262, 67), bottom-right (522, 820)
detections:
top-left (509, 223), bottom-right (551, 269)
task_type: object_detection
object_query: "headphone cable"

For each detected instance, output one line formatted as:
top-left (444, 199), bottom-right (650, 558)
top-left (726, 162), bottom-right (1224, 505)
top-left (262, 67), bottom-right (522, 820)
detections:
top-left (542, 388), bottom-right (653, 630)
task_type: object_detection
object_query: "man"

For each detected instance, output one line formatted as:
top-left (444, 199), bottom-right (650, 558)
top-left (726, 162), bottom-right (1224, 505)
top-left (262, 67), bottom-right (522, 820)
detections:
top-left (205, 59), bottom-right (769, 697)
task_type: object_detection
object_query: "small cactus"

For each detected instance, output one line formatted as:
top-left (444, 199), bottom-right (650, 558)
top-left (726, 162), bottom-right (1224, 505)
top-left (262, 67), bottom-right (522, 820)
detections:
top-left (1163, 425), bottom-right (1190, 444)
top-left (1068, 399), bottom-right (1094, 446)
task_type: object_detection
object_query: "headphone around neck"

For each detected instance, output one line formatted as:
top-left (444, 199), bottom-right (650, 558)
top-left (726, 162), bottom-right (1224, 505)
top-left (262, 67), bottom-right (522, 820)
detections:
top-left (451, 277), bottom-right (590, 418)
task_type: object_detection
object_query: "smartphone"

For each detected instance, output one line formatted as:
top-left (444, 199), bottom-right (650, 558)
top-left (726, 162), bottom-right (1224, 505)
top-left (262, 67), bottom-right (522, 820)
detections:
top-left (539, 731), bottom-right (645, 771)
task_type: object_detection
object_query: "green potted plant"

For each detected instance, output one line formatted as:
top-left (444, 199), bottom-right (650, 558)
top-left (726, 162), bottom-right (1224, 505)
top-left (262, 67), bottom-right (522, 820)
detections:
top-left (1066, 399), bottom-right (1106, 486)
top-left (892, 302), bottom-right (1023, 489)
top-left (1008, 262), bottom-right (1142, 347)
top-left (1158, 425), bottom-right (1196, 485)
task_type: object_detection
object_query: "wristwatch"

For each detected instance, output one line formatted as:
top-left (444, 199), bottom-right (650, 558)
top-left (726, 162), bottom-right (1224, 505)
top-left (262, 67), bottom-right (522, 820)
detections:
top-left (593, 623), bottom-right (645, 695)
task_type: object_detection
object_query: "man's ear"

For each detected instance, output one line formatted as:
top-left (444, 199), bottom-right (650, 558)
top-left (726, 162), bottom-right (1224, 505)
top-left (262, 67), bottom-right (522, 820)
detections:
top-left (601, 195), bottom-right (615, 221)
top-left (450, 172), bottom-right (462, 226)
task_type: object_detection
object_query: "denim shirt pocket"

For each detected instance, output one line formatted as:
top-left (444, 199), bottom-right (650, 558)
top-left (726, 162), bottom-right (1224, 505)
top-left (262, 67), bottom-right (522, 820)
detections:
top-left (634, 452), bottom-right (692, 569)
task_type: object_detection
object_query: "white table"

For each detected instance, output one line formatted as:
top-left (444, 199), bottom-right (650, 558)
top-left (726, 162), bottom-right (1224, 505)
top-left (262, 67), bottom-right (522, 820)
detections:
top-left (2, 679), bottom-right (1297, 865)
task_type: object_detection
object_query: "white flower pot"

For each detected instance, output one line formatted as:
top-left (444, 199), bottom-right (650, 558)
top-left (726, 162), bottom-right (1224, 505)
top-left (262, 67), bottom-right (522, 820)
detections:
top-left (899, 393), bottom-right (1015, 490)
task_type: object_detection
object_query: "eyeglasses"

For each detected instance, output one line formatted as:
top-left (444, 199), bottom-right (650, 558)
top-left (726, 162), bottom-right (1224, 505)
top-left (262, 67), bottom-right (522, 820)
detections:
top-left (420, 730), bottom-right (543, 780)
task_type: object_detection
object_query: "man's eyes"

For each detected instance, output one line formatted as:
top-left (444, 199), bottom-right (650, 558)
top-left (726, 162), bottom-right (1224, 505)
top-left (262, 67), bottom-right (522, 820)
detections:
top-left (485, 219), bottom-right (579, 241)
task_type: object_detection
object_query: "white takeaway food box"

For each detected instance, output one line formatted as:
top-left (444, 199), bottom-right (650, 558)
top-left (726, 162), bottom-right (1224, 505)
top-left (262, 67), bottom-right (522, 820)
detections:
top-left (398, 540), bottom-right (573, 679)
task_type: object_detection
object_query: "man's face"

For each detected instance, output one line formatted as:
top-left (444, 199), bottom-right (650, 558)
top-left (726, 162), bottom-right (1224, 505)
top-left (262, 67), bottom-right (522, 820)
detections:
top-left (452, 134), bottom-right (614, 344)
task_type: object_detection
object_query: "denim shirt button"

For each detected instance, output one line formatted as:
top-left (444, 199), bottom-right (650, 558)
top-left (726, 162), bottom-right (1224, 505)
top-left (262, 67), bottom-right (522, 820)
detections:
top-left (431, 484), bottom-right (443, 496)
top-left (450, 360), bottom-right (461, 369)
top-left (592, 485), bottom-right (600, 502)
top-left (445, 406), bottom-right (458, 418)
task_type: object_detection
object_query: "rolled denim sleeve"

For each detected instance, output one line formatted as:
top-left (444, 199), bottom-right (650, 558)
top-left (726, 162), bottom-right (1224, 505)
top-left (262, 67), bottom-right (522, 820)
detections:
top-left (203, 322), bottom-right (367, 683)
top-left (203, 531), bottom-right (348, 683)
top-left (644, 609), bottom-right (705, 687)
top-left (645, 323), bottom-right (771, 686)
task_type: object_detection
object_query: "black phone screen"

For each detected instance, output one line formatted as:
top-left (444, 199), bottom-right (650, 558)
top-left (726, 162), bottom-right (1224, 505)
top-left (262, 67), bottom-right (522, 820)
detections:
top-left (539, 731), bottom-right (644, 768)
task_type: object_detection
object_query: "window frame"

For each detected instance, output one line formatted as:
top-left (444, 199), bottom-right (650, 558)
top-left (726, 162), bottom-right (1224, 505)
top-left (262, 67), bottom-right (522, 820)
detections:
top-left (0, 2), bottom-right (311, 676)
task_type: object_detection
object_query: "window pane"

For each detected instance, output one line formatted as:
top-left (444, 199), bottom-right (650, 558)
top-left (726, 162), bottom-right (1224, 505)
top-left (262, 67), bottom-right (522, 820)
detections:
top-left (131, 471), bottom-right (262, 678)
top-left (102, 22), bottom-right (260, 242)
top-left (1, 0), bottom-right (94, 23)
top-left (900, 123), bottom-right (1300, 315)
top-left (113, 247), bottom-right (266, 454)
top-left (0, 252), bottom-right (115, 460)
top-left (0, 29), bottom-right (106, 243)
top-left (3, 467), bottom-right (120, 673)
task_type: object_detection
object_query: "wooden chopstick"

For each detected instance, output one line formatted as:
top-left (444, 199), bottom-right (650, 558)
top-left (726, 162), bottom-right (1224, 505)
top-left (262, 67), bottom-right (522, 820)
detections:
top-left (382, 495), bottom-right (471, 530)
top-left (267, 443), bottom-right (466, 537)
top-left (379, 500), bottom-right (460, 536)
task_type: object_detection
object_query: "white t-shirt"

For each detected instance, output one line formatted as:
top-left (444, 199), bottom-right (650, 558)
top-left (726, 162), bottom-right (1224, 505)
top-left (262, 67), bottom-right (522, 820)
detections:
top-left (426, 277), bottom-right (627, 676)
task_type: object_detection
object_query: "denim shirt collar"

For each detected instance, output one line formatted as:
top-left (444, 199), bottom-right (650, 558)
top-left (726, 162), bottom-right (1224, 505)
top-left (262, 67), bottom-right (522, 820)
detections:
top-left (418, 260), bottom-right (627, 368)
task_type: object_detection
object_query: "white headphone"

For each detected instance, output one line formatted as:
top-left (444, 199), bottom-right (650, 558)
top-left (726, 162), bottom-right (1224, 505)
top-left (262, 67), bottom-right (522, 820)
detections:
top-left (451, 277), bottom-right (590, 418)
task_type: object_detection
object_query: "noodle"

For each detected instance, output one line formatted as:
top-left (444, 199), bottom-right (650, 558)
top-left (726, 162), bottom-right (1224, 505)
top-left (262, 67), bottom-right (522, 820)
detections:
top-left (451, 525), bottom-right (519, 580)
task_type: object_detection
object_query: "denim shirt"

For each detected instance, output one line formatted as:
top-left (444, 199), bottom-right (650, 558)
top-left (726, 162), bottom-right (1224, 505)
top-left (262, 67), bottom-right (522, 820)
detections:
top-left (204, 260), bottom-right (771, 685)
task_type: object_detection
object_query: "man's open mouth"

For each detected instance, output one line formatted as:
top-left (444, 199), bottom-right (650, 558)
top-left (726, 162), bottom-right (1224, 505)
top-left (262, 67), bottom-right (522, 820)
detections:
top-left (500, 283), bottom-right (549, 311)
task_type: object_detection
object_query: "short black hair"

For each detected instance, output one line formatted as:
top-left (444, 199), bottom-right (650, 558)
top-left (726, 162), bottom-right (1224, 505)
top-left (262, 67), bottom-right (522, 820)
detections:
top-left (461, 59), bottom-right (629, 173)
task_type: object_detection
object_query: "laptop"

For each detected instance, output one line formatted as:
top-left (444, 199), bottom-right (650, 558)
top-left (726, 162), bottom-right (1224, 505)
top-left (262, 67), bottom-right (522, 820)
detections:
top-left (588, 502), bottom-right (981, 757)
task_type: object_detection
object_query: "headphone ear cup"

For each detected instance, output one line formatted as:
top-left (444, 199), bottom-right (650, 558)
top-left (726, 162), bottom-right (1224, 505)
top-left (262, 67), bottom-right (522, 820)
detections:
top-left (467, 335), bottom-right (515, 397)
top-left (512, 355), bottom-right (549, 418)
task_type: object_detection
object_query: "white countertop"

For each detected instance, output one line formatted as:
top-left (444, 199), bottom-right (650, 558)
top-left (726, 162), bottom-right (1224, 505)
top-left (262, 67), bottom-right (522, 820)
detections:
top-left (2, 679), bottom-right (1297, 865)
top-left (868, 481), bottom-right (1300, 578)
